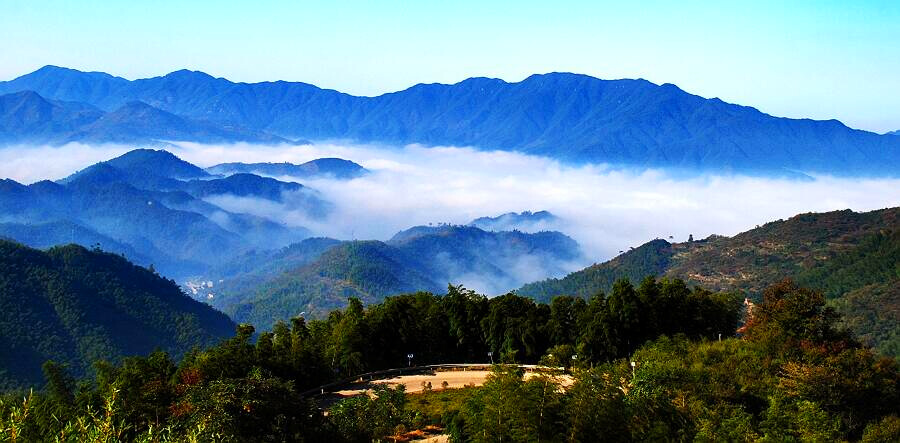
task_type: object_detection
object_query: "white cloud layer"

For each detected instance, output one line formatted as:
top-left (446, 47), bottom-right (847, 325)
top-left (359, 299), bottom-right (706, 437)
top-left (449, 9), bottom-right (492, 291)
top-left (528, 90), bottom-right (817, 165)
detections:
top-left (2, 141), bottom-right (899, 269)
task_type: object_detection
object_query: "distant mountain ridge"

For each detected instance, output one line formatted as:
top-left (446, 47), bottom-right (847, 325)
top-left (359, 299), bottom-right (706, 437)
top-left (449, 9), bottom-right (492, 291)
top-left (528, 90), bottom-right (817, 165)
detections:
top-left (65, 100), bottom-right (290, 145)
top-left (0, 90), bottom-right (103, 143)
top-left (207, 158), bottom-right (368, 179)
top-left (469, 210), bottom-right (560, 232)
top-left (0, 88), bottom-right (293, 145)
top-left (214, 224), bottom-right (585, 329)
top-left (0, 149), bottom-right (585, 316)
top-left (2, 66), bottom-right (898, 174)
top-left (0, 149), bottom-right (323, 279)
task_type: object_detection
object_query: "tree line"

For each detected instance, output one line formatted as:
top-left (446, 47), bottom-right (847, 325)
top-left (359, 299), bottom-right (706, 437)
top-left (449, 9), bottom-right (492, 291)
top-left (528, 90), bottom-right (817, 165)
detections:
top-left (2, 278), bottom-right (896, 441)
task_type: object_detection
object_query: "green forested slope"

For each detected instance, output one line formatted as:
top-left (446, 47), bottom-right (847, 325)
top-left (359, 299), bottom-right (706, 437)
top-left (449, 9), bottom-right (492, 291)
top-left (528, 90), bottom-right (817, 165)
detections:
top-left (0, 240), bottom-right (235, 389)
top-left (517, 208), bottom-right (900, 358)
top-left (517, 238), bottom-right (674, 303)
top-left (223, 226), bottom-right (584, 330)
top-left (793, 230), bottom-right (899, 298)
top-left (667, 208), bottom-right (898, 294)
top-left (2, 280), bottom-right (896, 442)
top-left (227, 241), bottom-right (439, 328)
top-left (792, 230), bottom-right (900, 357)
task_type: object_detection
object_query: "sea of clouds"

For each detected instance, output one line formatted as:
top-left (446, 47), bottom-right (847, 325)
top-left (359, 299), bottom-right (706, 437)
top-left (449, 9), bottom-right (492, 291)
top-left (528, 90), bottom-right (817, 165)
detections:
top-left (2, 141), bottom-right (899, 271)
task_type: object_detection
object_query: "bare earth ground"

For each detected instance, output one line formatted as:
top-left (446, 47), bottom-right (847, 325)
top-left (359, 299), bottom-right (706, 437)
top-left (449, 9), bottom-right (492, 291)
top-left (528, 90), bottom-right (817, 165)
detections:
top-left (415, 435), bottom-right (449, 443)
top-left (330, 369), bottom-right (573, 397)
top-left (333, 370), bottom-right (492, 396)
top-left (323, 369), bottom-right (573, 442)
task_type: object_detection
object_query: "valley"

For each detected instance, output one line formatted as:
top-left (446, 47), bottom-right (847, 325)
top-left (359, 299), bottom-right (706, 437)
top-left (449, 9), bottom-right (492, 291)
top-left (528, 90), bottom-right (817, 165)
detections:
top-left (0, 53), bottom-right (898, 441)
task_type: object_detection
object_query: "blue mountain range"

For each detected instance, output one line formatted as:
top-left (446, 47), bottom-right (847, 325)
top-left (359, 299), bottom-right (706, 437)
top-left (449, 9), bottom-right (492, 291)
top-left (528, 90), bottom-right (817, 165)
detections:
top-left (0, 149), bottom-right (330, 278)
top-left (206, 158), bottom-right (369, 180)
top-left (1, 66), bottom-right (898, 175)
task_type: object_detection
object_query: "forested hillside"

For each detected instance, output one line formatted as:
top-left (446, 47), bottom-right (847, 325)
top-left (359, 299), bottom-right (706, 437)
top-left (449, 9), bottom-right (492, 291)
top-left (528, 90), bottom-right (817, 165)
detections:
top-left (218, 226), bottom-right (584, 329)
top-left (0, 240), bottom-right (235, 389)
top-left (518, 207), bottom-right (900, 358)
top-left (1, 280), bottom-right (896, 442)
top-left (795, 230), bottom-right (900, 357)
top-left (518, 238), bottom-right (674, 303)
top-left (0, 149), bottom-right (319, 278)
top-left (227, 241), bottom-right (439, 328)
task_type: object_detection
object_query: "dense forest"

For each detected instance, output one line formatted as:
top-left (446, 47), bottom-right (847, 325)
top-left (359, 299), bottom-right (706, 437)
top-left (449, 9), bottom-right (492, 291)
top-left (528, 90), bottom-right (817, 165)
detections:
top-left (220, 226), bottom-right (582, 329)
top-left (520, 208), bottom-right (898, 299)
top-left (0, 240), bottom-right (235, 389)
top-left (2, 277), bottom-right (897, 442)
top-left (519, 208), bottom-right (900, 359)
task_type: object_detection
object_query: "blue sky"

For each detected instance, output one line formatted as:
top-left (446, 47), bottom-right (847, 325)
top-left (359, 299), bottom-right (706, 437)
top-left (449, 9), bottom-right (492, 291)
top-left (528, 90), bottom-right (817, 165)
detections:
top-left (2, 0), bottom-right (898, 132)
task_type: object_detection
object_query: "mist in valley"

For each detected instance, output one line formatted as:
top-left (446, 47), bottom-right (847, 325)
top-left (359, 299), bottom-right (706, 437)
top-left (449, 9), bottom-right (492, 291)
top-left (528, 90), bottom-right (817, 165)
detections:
top-left (3, 141), bottom-right (899, 272)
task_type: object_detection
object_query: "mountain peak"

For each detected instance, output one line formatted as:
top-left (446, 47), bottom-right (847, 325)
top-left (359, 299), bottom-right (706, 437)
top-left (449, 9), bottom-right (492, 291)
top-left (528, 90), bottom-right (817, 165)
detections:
top-left (0, 178), bottom-right (27, 193)
top-left (521, 71), bottom-right (643, 85)
top-left (110, 100), bottom-right (174, 115)
top-left (107, 149), bottom-right (210, 179)
top-left (2, 66), bottom-right (899, 174)
top-left (516, 72), bottom-right (658, 92)
top-left (111, 147), bottom-right (180, 162)
top-left (0, 90), bottom-right (53, 111)
top-left (58, 162), bottom-right (128, 188)
top-left (28, 179), bottom-right (67, 194)
top-left (33, 65), bottom-right (79, 75)
top-left (206, 158), bottom-right (368, 179)
top-left (524, 72), bottom-right (596, 81)
top-left (59, 149), bottom-right (210, 187)
top-left (163, 69), bottom-right (218, 81)
top-left (469, 210), bottom-right (559, 232)
top-left (0, 90), bottom-right (106, 139)
top-left (458, 76), bottom-right (506, 85)
top-left (388, 224), bottom-right (488, 244)
top-left (16, 65), bottom-right (122, 82)
top-left (80, 100), bottom-right (190, 134)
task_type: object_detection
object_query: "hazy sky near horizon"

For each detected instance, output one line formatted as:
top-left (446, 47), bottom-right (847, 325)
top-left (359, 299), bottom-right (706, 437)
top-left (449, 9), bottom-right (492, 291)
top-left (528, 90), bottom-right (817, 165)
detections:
top-left (1, 1), bottom-right (898, 132)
